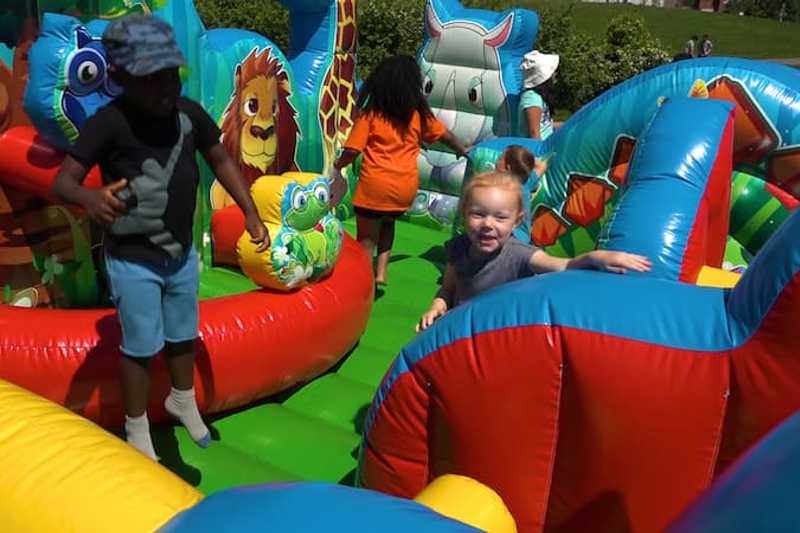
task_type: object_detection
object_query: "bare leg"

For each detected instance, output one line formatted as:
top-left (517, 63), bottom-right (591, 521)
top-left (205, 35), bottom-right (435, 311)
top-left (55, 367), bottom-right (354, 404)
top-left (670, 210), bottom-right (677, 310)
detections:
top-left (120, 355), bottom-right (157, 459)
top-left (120, 355), bottom-right (151, 417)
top-left (164, 339), bottom-right (195, 390)
top-left (356, 214), bottom-right (380, 275)
top-left (375, 219), bottom-right (396, 285)
top-left (164, 340), bottom-right (210, 447)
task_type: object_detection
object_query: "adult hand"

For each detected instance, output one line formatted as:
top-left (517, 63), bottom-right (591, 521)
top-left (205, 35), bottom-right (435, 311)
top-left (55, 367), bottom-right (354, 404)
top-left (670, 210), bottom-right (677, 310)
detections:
top-left (590, 250), bottom-right (652, 274)
top-left (245, 213), bottom-right (270, 252)
top-left (84, 179), bottom-right (128, 225)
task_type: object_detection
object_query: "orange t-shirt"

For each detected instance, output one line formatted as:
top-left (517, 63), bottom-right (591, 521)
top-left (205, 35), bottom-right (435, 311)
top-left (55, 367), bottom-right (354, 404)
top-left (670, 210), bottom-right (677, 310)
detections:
top-left (344, 110), bottom-right (447, 212)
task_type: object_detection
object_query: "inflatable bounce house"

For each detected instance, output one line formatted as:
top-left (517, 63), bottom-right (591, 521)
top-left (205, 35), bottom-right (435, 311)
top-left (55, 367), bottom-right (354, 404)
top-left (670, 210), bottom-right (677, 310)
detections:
top-left (0, 0), bottom-right (373, 428)
top-left (2, 0), bottom-right (800, 531)
top-left (412, 0), bottom-right (798, 274)
top-left (359, 1), bottom-right (800, 532)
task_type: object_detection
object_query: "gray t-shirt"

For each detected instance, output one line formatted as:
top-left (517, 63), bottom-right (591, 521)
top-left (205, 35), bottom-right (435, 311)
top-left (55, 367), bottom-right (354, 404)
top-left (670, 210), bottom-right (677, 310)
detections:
top-left (439, 234), bottom-right (538, 308)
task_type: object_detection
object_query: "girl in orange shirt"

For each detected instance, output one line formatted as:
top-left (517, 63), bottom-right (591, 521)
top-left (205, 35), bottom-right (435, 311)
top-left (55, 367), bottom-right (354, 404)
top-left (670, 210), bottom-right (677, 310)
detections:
top-left (334, 55), bottom-right (468, 286)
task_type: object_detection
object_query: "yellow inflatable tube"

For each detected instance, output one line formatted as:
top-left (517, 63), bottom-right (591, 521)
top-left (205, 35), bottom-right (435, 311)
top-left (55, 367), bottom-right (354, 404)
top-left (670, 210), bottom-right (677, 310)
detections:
top-left (0, 379), bottom-right (202, 533)
top-left (696, 265), bottom-right (742, 288)
top-left (415, 474), bottom-right (517, 533)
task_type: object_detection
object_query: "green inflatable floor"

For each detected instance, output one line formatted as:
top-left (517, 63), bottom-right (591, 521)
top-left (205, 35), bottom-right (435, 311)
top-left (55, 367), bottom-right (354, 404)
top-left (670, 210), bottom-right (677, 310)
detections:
top-left (153, 220), bottom-right (448, 493)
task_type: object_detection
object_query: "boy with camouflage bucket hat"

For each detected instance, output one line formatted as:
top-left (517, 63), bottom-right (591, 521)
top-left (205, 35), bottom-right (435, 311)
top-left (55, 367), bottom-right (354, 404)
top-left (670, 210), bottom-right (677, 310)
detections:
top-left (52, 14), bottom-right (269, 460)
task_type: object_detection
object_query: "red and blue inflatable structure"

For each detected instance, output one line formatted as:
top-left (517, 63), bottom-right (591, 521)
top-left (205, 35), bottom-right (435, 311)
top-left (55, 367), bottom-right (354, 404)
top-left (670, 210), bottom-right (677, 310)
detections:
top-left (359, 97), bottom-right (800, 532)
top-left (667, 409), bottom-right (800, 532)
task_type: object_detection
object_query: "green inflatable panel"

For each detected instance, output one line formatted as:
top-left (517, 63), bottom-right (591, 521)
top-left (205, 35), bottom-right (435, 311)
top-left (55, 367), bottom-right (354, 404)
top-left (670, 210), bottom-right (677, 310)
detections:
top-left (154, 220), bottom-right (447, 493)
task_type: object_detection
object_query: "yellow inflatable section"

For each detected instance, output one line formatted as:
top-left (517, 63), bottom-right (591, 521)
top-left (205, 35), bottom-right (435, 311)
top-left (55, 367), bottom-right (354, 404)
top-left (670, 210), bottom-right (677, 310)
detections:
top-left (696, 265), bottom-right (742, 288)
top-left (415, 474), bottom-right (517, 533)
top-left (0, 379), bottom-right (202, 533)
top-left (237, 172), bottom-right (343, 291)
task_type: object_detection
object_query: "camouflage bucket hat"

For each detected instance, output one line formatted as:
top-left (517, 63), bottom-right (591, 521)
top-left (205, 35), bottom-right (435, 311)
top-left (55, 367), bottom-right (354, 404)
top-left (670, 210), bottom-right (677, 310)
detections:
top-left (101, 14), bottom-right (186, 76)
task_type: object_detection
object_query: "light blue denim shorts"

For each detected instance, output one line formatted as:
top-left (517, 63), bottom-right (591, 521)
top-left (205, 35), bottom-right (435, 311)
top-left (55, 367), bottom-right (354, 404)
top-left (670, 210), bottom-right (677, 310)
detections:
top-left (105, 248), bottom-right (199, 357)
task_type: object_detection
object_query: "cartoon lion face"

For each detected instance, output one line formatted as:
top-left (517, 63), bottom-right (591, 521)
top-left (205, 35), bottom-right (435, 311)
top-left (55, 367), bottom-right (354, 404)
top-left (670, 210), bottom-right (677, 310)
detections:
top-left (239, 74), bottom-right (279, 173)
top-left (220, 47), bottom-right (299, 183)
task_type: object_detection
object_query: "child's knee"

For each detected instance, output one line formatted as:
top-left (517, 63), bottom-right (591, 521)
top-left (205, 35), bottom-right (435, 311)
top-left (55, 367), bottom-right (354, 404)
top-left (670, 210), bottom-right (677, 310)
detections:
top-left (120, 353), bottom-right (152, 369)
top-left (164, 339), bottom-right (195, 357)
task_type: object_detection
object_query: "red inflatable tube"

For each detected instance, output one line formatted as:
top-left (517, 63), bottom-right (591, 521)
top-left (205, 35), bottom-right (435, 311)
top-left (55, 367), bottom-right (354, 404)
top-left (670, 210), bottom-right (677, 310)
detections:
top-left (0, 235), bottom-right (373, 428)
top-left (211, 204), bottom-right (246, 267)
top-left (0, 126), bottom-right (102, 201)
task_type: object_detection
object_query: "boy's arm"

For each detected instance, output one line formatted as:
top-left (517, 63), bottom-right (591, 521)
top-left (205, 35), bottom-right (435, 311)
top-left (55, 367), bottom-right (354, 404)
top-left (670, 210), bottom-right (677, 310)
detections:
top-left (203, 144), bottom-right (270, 252)
top-left (51, 155), bottom-right (128, 225)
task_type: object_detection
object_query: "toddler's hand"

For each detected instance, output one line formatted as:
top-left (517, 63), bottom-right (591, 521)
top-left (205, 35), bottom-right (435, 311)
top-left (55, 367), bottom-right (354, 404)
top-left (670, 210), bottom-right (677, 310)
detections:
top-left (84, 179), bottom-right (128, 225)
top-left (416, 307), bottom-right (446, 333)
top-left (246, 214), bottom-right (270, 252)
top-left (590, 250), bottom-right (651, 274)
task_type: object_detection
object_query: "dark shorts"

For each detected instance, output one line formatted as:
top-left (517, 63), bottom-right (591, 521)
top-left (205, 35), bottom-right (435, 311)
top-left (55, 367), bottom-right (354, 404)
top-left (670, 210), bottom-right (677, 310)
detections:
top-left (354, 206), bottom-right (405, 220)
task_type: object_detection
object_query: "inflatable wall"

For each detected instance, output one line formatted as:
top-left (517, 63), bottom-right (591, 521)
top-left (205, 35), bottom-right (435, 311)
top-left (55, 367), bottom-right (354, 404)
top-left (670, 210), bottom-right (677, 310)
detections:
top-left (667, 409), bottom-right (800, 533)
top-left (530, 58), bottom-right (800, 261)
top-left (0, 376), bottom-right (515, 532)
top-left (411, 0), bottom-right (539, 228)
top-left (0, 0), bottom-right (359, 308)
top-left (412, 0), bottom-right (798, 273)
top-left (359, 98), bottom-right (800, 532)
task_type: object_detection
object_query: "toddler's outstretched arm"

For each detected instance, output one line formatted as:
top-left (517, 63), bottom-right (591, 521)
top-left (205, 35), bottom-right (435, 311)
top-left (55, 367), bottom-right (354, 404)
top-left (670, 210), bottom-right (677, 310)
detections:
top-left (529, 249), bottom-right (651, 275)
top-left (417, 264), bottom-right (456, 332)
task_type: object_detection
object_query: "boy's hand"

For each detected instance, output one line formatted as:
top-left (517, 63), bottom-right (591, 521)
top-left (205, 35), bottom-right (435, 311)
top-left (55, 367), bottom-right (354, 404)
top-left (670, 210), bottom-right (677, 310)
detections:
top-left (85, 179), bottom-right (128, 225)
top-left (589, 250), bottom-right (652, 274)
top-left (245, 214), bottom-right (270, 252)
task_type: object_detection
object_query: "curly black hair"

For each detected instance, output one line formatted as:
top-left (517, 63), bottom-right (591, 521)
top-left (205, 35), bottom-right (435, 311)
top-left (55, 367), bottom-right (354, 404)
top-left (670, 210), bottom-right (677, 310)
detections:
top-left (357, 55), bottom-right (434, 131)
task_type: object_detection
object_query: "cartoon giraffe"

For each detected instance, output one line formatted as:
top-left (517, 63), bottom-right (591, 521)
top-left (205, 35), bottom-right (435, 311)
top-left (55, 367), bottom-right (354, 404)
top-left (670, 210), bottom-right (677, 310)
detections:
top-left (317, 0), bottom-right (358, 173)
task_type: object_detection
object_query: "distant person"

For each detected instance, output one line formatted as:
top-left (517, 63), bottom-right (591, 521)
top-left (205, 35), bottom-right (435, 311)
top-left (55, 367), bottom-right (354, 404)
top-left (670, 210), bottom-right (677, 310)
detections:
top-left (518, 51), bottom-right (560, 140)
top-left (700, 34), bottom-right (713, 57)
top-left (685, 35), bottom-right (698, 58)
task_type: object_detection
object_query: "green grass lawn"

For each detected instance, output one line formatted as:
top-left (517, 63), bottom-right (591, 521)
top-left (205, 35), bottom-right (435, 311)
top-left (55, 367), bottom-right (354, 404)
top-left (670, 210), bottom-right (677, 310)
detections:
top-left (519, 1), bottom-right (800, 59)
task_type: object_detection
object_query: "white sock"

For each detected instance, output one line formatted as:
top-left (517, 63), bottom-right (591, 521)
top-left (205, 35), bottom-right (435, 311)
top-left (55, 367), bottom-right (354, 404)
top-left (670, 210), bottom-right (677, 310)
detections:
top-left (125, 413), bottom-right (157, 460)
top-left (164, 387), bottom-right (210, 447)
